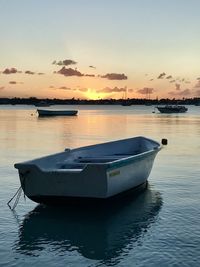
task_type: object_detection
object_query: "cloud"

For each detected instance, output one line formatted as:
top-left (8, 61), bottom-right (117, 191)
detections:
top-left (100, 73), bottom-right (128, 80)
top-left (170, 80), bottom-right (176, 83)
top-left (25, 70), bottom-right (35, 75)
top-left (166, 75), bottom-right (172, 79)
top-left (85, 74), bottom-right (95, 77)
top-left (2, 68), bottom-right (18, 74)
top-left (49, 85), bottom-right (73, 90)
top-left (128, 88), bottom-right (134, 93)
top-left (157, 72), bottom-right (166, 79)
top-left (0, 86), bottom-right (4, 90)
top-left (9, 81), bottom-right (23, 84)
top-left (55, 68), bottom-right (95, 78)
top-left (78, 88), bottom-right (88, 92)
top-left (197, 77), bottom-right (200, 80)
top-left (175, 83), bottom-right (181, 90)
top-left (53, 59), bottom-right (77, 66)
top-left (59, 86), bottom-right (71, 90)
top-left (137, 87), bottom-right (154, 95)
top-left (56, 67), bottom-right (124, 79)
top-left (194, 80), bottom-right (200, 88)
top-left (168, 89), bottom-right (191, 96)
top-left (56, 67), bottom-right (84, 77)
top-left (38, 72), bottom-right (45, 75)
top-left (97, 86), bottom-right (127, 93)
top-left (150, 78), bottom-right (154, 81)
top-left (89, 65), bottom-right (96, 69)
top-left (9, 81), bottom-right (17, 84)
top-left (49, 86), bottom-right (88, 92)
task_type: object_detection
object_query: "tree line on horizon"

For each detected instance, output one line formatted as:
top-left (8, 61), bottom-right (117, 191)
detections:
top-left (0, 96), bottom-right (199, 105)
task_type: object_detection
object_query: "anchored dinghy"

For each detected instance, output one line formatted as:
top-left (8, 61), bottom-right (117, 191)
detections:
top-left (37, 109), bottom-right (78, 116)
top-left (14, 136), bottom-right (164, 205)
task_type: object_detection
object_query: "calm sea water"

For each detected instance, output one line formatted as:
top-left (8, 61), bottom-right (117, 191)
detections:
top-left (0, 105), bottom-right (200, 267)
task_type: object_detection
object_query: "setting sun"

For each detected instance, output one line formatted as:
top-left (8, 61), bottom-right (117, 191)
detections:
top-left (84, 88), bottom-right (108, 100)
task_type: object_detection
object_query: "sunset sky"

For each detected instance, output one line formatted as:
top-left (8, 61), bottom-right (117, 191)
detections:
top-left (0, 0), bottom-right (200, 100)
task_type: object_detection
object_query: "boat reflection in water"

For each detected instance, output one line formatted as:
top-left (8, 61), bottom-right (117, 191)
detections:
top-left (16, 185), bottom-right (162, 261)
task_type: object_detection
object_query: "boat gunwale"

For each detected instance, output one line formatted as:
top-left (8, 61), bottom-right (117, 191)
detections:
top-left (107, 147), bottom-right (161, 171)
top-left (15, 147), bottom-right (161, 174)
top-left (14, 136), bottom-right (161, 173)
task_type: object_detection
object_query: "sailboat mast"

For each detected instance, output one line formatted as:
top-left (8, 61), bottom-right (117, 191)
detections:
top-left (125, 86), bottom-right (127, 99)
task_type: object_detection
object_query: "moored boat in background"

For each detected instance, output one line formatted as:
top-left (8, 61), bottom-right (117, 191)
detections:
top-left (156, 105), bottom-right (188, 113)
top-left (37, 109), bottom-right (78, 116)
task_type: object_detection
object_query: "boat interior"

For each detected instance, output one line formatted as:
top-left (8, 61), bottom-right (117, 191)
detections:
top-left (18, 137), bottom-right (159, 172)
top-left (53, 137), bottom-right (159, 170)
top-left (56, 154), bottom-right (135, 170)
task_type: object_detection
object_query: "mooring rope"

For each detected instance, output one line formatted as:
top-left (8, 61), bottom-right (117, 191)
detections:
top-left (7, 186), bottom-right (23, 210)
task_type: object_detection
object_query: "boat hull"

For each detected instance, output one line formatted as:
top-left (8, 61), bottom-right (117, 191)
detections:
top-left (15, 136), bottom-right (162, 205)
top-left (157, 106), bottom-right (187, 113)
top-left (29, 182), bottom-right (148, 205)
top-left (37, 109), bottom-right (78, 116)
top-left (16, 150), bottom-right (159, 204)
top-left (106, 151), bottom-right (157, 197)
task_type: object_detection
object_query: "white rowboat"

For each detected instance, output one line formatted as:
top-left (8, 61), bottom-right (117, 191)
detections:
top-left (14, 136), bottom-right (163, 204)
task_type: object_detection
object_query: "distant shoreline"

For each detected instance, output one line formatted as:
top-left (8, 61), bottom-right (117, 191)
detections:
top-left (0, 97), bottom-right (199, 106)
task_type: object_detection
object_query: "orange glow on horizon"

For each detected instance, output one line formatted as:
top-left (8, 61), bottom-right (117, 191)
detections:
top-left (83, 88), bottom-right (109, 100)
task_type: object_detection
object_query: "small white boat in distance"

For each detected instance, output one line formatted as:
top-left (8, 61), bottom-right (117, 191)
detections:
top-left (37, 109), bottom-right (78, 116)
top-left (14, 136), bottom-right (163, 204)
